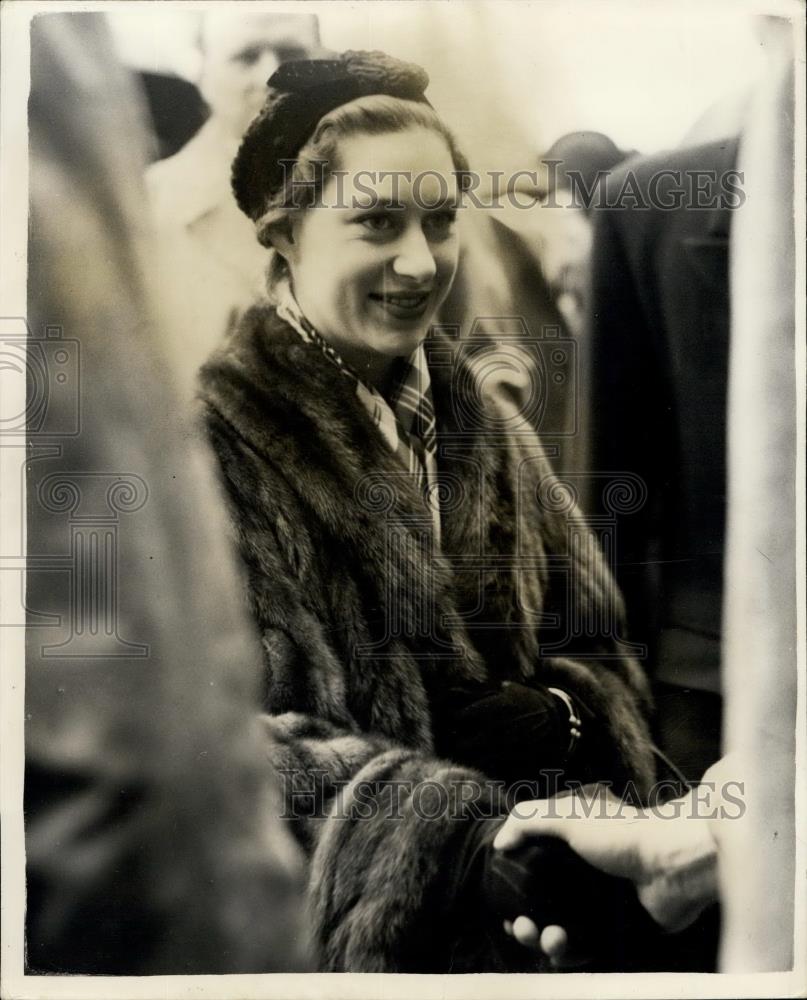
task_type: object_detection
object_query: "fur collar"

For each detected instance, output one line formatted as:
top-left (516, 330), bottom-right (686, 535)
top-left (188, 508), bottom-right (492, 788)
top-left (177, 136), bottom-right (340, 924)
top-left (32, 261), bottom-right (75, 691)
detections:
top-left (198, 303), bottom-right (528, 688)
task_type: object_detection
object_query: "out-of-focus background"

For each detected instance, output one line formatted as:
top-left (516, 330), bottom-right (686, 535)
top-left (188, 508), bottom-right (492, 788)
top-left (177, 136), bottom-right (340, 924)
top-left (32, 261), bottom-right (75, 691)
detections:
top-left (107, 2), bottom-right (764, 162)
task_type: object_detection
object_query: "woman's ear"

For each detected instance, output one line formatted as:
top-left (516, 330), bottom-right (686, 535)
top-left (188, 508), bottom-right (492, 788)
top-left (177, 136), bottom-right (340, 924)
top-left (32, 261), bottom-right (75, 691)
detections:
top-left (261, 215), bottom-right (297, 265)
top-left (272, 220), bottom-right (295, 260)
top-left (271, 220), bottom-right (296, 259)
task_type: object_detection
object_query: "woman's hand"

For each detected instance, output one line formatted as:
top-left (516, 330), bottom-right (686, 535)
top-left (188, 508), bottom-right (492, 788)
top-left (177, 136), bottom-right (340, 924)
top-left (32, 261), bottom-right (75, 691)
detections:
top-left (493, 782), bottom-right (720, 966)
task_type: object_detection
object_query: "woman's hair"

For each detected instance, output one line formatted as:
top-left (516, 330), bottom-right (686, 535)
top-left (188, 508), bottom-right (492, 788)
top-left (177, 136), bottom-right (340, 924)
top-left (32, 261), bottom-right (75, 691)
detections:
top-left (257, 94), bottom-right (469, 297)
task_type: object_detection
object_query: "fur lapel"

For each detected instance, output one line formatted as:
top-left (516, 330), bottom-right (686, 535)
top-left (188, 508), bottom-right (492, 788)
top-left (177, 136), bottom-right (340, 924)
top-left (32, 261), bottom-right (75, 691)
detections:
top-left (199, 304), bottom-right (500, 687)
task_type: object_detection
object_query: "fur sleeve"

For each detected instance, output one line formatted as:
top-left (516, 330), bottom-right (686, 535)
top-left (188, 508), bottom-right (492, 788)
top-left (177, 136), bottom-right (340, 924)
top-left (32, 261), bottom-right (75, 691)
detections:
top-left (260, 714), bottom-right (509, 971)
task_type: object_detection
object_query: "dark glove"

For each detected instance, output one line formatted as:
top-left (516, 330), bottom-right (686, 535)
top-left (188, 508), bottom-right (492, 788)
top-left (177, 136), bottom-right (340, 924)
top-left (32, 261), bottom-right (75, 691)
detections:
top-left (481, 834), bottom-right (661, 970)
top-left (433, 680), bottom-right (623, 794)
top-left (444, 815), bottom-right (546, 972)
top-left (433, 681), bottom-right (568, 792)
top-left (448, 815), bottom-right (658, 972)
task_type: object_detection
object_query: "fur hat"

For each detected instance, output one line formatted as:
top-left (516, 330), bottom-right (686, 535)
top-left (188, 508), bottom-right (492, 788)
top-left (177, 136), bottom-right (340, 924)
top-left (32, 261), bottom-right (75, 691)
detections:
top-left (231, 50), bottom-right (431, 222)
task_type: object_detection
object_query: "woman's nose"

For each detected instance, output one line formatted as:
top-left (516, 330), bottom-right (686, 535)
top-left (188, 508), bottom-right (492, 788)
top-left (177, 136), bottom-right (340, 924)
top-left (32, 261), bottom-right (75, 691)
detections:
top-left (392, 227), bottom-right (437, 285)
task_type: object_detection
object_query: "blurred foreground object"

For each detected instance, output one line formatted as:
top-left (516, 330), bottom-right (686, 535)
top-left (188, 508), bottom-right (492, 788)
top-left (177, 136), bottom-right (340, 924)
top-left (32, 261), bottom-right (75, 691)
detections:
top-left (25, 11), bottom-right (309, 973)
top-left (719, 26), bottom-right (797, 973)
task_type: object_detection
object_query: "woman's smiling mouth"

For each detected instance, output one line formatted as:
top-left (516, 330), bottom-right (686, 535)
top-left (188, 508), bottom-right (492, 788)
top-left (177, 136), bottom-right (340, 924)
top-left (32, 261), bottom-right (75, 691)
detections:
top-left (369, 291), bottom-right (431, 320)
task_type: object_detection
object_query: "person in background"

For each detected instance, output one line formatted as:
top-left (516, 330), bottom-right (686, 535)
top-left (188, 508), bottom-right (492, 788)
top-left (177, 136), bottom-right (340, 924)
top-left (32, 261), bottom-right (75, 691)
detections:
top-left (534, 131), bottom-right (635, 337)
top-left (435, 205), bottom-right (571, 466)
top-left (446, 132), bottom-right (634, 488)
top-left (488, 45), bottom-right (796, 974)
top-left (512, 131), bottom-right (636, 489)
top-left (543, 123), bottom-right (738, 982)
top-left (585, 134), bottom-right (738, 783)
top-left (547, 16), bottom-right (797, 976)
top-left (146, 11), bottom-right (322, 399)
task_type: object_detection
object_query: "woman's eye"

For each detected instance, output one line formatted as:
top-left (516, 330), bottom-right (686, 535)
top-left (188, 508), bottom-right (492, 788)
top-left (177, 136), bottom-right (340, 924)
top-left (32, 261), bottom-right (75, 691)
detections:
top-left (359, 215), bottom-right (394, 233)
top-left (425, 210), bottom-right (457, 236)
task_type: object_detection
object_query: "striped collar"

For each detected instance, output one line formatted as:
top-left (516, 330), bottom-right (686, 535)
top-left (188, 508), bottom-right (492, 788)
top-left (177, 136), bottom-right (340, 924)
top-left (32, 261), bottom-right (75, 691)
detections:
top-left (275, 280), bottom-right (441, 542)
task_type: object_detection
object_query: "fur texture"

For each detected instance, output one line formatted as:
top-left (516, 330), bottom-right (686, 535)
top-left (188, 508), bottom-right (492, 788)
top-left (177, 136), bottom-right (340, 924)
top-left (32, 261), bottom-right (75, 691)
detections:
top-left (198, 304), bottom-right (656, 971)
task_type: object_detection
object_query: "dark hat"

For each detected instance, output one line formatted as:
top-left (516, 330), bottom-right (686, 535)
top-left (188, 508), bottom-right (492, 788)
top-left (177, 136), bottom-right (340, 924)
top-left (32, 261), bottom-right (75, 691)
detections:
top-left (231, 50), bottom-right (431, 223)
top-left (540, 131), bottom-right (634, 196)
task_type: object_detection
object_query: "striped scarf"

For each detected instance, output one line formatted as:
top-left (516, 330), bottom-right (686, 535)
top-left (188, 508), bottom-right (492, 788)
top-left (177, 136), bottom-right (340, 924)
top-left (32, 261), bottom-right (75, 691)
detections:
top-left (275, 281), bottom-right (441, 543)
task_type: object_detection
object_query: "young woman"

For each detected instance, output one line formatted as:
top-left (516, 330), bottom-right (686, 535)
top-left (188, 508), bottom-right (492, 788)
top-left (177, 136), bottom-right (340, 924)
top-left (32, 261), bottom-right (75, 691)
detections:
top-left (199, 49), bottom-right (656, 972)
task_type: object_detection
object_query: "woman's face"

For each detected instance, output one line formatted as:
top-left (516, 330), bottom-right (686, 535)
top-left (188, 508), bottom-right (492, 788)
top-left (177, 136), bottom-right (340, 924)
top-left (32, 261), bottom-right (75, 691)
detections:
top-left (284, 127), bottom-right (460, 370)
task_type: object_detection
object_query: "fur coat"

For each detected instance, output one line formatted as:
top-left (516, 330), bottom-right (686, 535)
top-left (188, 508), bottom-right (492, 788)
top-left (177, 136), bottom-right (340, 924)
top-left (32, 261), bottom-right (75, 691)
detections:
top-left (198, 304), bottom-right (656, 972)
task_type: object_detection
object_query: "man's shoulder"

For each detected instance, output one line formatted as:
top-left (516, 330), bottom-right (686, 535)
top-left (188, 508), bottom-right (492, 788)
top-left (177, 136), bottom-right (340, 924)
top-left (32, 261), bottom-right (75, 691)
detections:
top-left (610, 138), bottom-right (739, 185)
top-left (599, 137), bottom-right (740, 216)
top-left (592, 136), bottom-right (740, 254)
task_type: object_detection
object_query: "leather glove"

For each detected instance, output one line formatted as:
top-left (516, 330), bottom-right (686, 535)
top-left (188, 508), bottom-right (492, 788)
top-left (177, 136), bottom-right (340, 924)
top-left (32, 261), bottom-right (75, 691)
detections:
top-left (433, 681), bottom-right (568, 792)
top-left (481, 832), bottom-right (661, 970)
